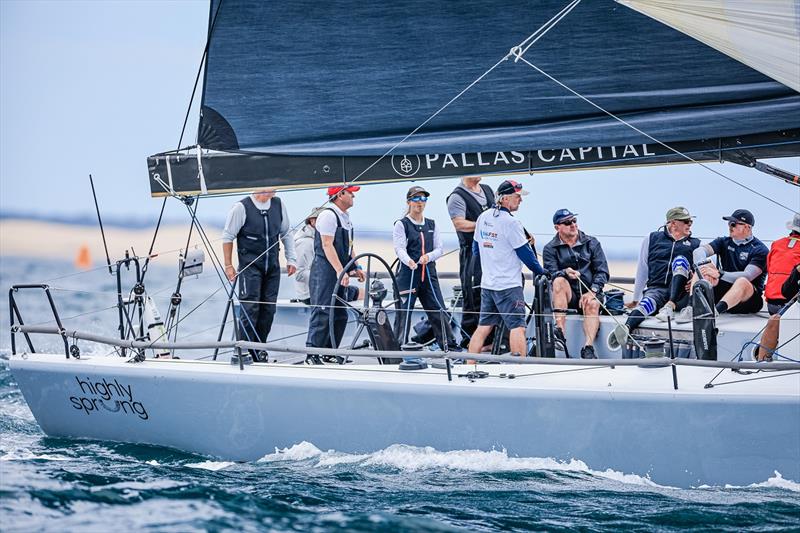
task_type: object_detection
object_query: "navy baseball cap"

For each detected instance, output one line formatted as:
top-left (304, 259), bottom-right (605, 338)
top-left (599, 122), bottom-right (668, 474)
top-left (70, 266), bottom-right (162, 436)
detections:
top-left (553, 208), bottom-right (577, 225)
top-left (496, 180), bottom-right (529, 196)
top-left (722, 209), bottom-right (755, 226)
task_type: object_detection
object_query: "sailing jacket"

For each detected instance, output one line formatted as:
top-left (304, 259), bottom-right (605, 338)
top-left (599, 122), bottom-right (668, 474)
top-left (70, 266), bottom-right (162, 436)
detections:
top-left (542, 231), bottom-right (609, 294)
top-left (236, 196), bottom-right (282, 271)
top-left (293, 224), bottom-right (316, 300)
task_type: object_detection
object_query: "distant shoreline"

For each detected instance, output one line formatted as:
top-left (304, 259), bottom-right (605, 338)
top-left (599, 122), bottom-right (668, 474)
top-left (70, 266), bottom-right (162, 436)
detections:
top-left (1, 218), bottom-right (637, 280)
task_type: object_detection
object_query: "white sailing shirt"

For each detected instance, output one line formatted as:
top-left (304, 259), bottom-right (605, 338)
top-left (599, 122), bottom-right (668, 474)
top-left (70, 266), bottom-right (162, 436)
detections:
top-left (474, 208), bottom-right (528, 290)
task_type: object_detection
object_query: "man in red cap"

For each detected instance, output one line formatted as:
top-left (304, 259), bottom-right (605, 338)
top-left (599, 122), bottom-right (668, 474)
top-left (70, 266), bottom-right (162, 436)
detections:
top-left (306, 185), bottom-right (366, 353)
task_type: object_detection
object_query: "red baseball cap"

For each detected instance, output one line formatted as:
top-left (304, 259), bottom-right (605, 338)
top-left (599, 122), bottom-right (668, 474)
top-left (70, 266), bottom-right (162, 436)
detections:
top-left (327, 185), bottom-right (361, 196)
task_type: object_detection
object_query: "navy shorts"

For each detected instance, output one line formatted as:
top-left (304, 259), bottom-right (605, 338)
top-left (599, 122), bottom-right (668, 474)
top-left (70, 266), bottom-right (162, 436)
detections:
top-left (479, 286), bottom-right (527, 330)
top-left (713, 280), bottom-right (763, 314)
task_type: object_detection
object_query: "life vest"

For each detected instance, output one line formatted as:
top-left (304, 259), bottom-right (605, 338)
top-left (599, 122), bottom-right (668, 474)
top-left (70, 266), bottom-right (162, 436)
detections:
top-left (765, 235), bottom-right (800, 303)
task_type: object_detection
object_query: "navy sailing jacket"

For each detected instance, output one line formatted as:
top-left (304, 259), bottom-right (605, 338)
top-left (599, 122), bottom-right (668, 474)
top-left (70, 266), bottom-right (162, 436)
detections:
top-left (543, 231), bottom-right (609, 293)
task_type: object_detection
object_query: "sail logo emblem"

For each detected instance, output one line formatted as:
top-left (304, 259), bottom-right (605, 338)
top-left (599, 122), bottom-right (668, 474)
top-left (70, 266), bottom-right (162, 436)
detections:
top-left (391, 154), bottom-right (421, 177)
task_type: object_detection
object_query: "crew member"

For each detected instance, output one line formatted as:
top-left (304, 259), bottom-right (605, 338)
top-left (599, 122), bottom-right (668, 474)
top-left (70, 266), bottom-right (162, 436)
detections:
top-left (447, 176), bottom-right (495, 347)
top-left (543, 208), bottom-right (609, 359)
top-left (293, 207), bottom-right (324, 305)
top-left (757, 264), bottom-right (800, 361)
top-left (764, 213), bottom-right (800, 315)
top-left (393, 186), bottom-right (457, 350)
top-left (222, 188), bottom-right (297, 359)
top-left (692, 209), bottom-right (769, 315)
top-left (468, 180), bottom-right (545, 356)
top-left (306, 185), bottom-right (365, 352)
top-left (608, 207), bottom-right (699, 350)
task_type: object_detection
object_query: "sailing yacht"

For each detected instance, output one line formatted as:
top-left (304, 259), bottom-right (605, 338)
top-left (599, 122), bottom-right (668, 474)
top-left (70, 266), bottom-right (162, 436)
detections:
top-left (8, 0), bottom-right (800, 487)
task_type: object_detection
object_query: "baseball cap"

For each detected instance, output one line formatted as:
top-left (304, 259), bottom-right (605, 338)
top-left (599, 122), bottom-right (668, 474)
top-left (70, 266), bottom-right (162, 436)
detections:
top-left (722, 209), bottom-right (755, 226)
top-left (496, 179), bottom-right (529, 196)
top-left (406, 185), bottom-right (430, 199)
top-left (552, 208), bottom-right (577, 225)
top-left (327, 185), bottom-right (361, 197)
top-left (665, 206), bottom-right (694, 222)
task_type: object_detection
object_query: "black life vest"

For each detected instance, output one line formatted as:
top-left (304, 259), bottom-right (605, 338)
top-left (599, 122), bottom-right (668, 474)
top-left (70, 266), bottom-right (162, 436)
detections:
top-left (236, 196), bottom-right (283, 270)
top-left (447, 184), bottom-right (495, 249)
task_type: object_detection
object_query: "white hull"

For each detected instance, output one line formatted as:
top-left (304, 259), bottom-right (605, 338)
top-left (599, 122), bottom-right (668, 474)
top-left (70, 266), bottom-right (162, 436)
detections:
top-left (10, 352), bottom-right (800, 488)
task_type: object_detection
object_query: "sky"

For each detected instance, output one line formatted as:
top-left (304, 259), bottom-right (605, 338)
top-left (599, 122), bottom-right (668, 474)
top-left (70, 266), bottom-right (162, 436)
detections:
top-left (1, 0), bottom-right (798, 258)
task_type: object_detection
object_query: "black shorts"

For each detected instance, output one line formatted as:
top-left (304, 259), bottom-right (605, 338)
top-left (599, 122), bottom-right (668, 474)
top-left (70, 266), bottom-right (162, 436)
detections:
top-left (713, 280), bottom-right (764, 314)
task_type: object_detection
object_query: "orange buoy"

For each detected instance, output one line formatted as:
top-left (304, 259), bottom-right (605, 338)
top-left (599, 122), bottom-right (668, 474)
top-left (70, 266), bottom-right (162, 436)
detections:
top-left (75, 244), bottom-right (92, 269)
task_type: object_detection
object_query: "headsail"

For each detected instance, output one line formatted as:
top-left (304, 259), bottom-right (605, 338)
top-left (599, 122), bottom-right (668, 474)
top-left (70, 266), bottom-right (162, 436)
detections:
top-left (617, 0), bottom-right (800, 93)
top-left (147, 0), bottom-right (800, 196)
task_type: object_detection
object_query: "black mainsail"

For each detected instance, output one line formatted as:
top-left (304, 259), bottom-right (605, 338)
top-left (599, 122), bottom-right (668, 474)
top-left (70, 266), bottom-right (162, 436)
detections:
top-left (147, 0), bottom-right (800, 196)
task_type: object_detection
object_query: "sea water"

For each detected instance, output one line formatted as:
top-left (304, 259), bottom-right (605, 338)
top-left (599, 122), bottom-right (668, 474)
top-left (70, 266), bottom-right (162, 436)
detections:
top-left (1, 256), bottom-right (799, 531)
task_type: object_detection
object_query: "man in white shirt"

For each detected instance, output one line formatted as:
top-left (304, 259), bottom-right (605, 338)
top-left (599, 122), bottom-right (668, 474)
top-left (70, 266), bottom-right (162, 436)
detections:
top-left (468, 180), bottom-right (545, 356)
top-left (222, 188), bottom-right (297, 358)
top-left (306, 185), bottom-right (366, 351)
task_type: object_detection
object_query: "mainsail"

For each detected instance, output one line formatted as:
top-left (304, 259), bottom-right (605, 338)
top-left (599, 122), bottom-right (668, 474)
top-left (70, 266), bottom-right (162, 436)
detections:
top-left (147, 0), bottom-right (800, 196)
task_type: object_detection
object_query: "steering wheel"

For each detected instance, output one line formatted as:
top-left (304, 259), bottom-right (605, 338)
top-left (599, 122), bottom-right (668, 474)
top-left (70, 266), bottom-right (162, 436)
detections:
top-left (327, 252), bottom-right (403, 363)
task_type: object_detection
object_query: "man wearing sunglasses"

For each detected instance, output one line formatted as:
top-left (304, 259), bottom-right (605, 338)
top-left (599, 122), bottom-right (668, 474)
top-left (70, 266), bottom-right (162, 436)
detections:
top-left (543, 209), bottom-right (609, 359)
top-left (468, 180), bottom-right (545, 357)
top-left (608, 206), bottom-right (700, 351)
top-left (691, 209), bottom-right (769, 316)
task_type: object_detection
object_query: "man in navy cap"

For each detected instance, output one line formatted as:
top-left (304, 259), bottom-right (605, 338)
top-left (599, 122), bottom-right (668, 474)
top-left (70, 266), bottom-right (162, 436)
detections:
top-left (692, 209), bottom-right (769, 315)
top-left (543, 208), bottom-right (608, 359)
top-left (468, 180), bottom-right (545, 356)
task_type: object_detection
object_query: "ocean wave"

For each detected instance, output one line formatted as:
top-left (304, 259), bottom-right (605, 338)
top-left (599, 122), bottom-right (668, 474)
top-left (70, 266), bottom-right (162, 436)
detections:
top-left (185, 460), bottom-right (235, 471)
top-left (258, 442), bottom-right (665, 488)
top-left (0, 448), bottom-right (70, 462)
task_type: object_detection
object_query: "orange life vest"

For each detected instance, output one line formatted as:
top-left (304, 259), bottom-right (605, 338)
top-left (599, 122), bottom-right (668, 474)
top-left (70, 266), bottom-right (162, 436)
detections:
top-left (765, 235), bottom-right (800, 301)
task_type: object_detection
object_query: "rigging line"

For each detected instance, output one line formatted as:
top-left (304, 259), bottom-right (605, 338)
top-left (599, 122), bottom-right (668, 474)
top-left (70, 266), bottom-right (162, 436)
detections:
top-left (179, 0), bottom-right (225, 150)
top-left (705, 370), bottom-right (800, 388)
top-left (511, 365), bottom-right (605, 379)
top-left (512, 54), bottom-right (798, 214)
top-left (143, 0), bottom-right (226, 282)
top-left (513, 0), bottom-right (581, 58)
top-left (334, 0), bottom-right (583, 190)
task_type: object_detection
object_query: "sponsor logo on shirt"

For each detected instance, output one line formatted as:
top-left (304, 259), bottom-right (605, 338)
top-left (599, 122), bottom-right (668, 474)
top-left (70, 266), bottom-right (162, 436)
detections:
top-left (739, 251), bottom-right (749, 261)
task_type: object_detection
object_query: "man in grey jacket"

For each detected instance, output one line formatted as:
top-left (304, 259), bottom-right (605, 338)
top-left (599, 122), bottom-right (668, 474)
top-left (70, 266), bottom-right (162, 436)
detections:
top-left (542, 209), bottom-right (609, 359)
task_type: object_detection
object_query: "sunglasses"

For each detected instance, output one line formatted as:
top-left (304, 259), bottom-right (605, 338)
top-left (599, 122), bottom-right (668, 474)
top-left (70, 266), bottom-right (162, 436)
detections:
top-left (729, 221), bottom-right (745, 228)
top-left (676, 219), bottom-right (693, 225)
top-left (408, 196), bottom-right (428, 202)
top-left (558, 219), bottom-right (577, 226)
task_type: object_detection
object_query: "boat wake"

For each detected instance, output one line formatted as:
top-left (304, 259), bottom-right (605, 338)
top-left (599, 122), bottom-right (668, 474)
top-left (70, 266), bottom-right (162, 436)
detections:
top-left (255, 441), bottom-right (800, 492)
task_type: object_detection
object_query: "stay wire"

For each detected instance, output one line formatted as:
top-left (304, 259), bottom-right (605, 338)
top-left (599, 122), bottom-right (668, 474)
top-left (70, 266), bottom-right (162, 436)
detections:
top-left (511, 53), bottom-right (798, 214)
top-left (142, 0), bottom-right (226, 283)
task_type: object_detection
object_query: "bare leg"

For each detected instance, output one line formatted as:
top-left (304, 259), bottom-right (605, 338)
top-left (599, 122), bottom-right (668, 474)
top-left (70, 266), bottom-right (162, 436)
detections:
top-left (468, 325), bottom-right (493, 355)
top-left (582, 297), bottom-right (600, 346)
top-left (552, 277), bottom-right (572, 332)
top-left (720, 277), bottom-right (754, 309)
top-left (509, 327), bottom-right (527, 356)
top-left (757, 314), bottom-right (781, 361)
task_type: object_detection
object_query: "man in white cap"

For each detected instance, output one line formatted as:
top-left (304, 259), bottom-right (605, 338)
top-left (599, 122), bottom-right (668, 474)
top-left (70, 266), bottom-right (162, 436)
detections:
top-left (756, 213), bottom-right (800, 361)
top-left (293, 206), bottom-right (325, 305)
